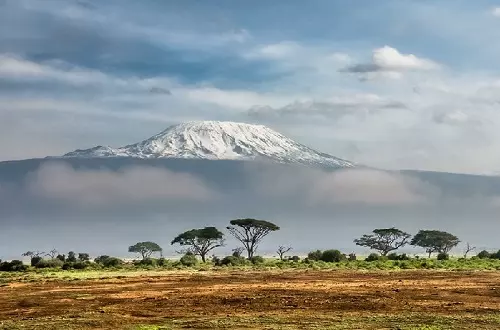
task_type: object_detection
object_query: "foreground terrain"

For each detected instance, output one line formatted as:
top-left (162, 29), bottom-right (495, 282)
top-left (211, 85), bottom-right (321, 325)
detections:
top-left (0, 269), bottom-right (499, 329)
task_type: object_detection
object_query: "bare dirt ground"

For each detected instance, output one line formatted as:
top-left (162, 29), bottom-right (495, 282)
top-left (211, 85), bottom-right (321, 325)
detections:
top-left (0, 270), bottom-right (499, 329)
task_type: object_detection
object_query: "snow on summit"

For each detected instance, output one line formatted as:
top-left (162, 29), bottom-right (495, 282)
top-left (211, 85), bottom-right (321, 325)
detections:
top-left (63, 121), bottom-right (354, 168)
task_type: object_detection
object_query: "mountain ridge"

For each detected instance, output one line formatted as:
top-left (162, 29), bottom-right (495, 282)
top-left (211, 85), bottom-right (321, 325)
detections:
top-left (63, 121), bottom-right (355, 168)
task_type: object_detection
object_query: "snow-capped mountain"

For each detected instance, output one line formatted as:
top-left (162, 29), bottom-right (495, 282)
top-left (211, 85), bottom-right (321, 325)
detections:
top-left (63, 121), bottom-right (355, 168)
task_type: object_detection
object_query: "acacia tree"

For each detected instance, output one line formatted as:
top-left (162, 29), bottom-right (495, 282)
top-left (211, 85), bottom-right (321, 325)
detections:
top-left (171, 227), bottom-right (224, 262)
top-left (411, 230), bottom-right (460, 258)
top-left (22, 251), bottom-right (45, 266)
top-left (463, 243), bottom-right (476, 259)
top-left (354, 228), bottom-right (411, 256)
top-left (276, 246), bottom-right (292, 261)
top-left (226, 219), bottom-right (280, 259)
top-left (128, 241), bottom-right (162, 260)
top-left (46, 249), bottom-right (58, 259)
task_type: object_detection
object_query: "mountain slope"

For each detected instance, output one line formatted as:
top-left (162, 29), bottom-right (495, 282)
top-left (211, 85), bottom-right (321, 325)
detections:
top-left (63, 121), bottom-right (354, 168)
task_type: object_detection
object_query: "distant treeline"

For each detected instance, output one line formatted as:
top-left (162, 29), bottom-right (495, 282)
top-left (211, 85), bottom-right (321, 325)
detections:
top-left (2, 219), bottom-right (500, 272)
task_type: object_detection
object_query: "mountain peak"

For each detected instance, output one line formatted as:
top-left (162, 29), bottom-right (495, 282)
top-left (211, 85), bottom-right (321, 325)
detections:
top-left (63, 121), bottom-right (354, 168)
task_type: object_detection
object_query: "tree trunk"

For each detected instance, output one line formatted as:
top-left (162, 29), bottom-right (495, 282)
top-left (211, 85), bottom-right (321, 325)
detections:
top-left (428, 251), bottom-right (432, 258)
top-left (201, 254), bottom-right (206, 263)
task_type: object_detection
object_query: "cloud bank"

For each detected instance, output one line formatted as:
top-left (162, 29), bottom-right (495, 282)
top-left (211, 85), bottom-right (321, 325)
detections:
top-left (24, 162), bottom-right (215, 209)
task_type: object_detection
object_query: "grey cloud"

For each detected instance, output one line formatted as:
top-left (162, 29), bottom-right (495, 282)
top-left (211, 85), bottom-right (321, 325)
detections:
top-left (341, 63), bottom-right (381, 73)
top-left (247, 99), bottom-right (408, 122)
top-left (306, 169), bottom-right (440, 206)
top-left (249, 166), bottom-right (439, 206)
top-left (432, 111), bottom-right (482, 127)
top-left (149, 87), bottom-right (172, 95)
top-left (26, 162), bottom-right (216, 208)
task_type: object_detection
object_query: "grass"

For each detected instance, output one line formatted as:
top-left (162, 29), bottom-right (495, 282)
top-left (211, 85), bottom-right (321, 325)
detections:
top-left (1, 257), bottom-right (500, 284)
top-left (130, 313), bottom-right (500, 330)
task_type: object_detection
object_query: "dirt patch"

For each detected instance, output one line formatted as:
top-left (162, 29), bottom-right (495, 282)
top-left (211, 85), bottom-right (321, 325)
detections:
top-left (0, 270), bottom-right (499, 329)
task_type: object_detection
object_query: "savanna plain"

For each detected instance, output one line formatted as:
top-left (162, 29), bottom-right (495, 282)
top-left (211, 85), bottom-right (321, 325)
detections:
top-left (1, 265), bottom-right (500, 330)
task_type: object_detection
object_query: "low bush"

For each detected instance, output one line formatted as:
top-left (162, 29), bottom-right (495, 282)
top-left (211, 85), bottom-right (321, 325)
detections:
top-left (320, 250), bottom-right (345, 263)
top-left (250, 256), bottom-right (265, 264)
top-left (0, 260), bottom-right (28, 272)
top-left (387, 253), bottom-right (410, 261)
top-left (61, 261), bottom-right (89, 270)
top-left (437, 252), bottom-right (449, 260)
top-left (78, 253), bottom-right (90, 262)
top-left (365, 253), bottom-right (381, 262)
top-left (35, 258), bottom-right (64, 269)
top-left (30, 256), bottom-right (43, 267)
top-left (217, 255), bottom-right (249, 266)
top-left (135, 258), bottom-right (157, 267)
top-left (179, 252), bottom-right (198, 267)
top-left (307, 250), bottom-right (323, 261)
top-left (94, 255), bottom-right (123, 268)
top-left (476, 250), bottom-right (491, 259)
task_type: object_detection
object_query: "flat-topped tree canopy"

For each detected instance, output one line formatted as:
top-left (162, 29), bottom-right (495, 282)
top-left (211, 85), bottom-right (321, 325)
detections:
top-left (128, 241), bottom-right (162, 260)
top-left (229, 219), bottom-right (280, 230)
top-left (411, 230), bottom-right (460, 258)
top-left (354, 227), bottom-right (411, 256)
top-left (171, 227), bottom-right (225, 262)
top-left (227, 218), bottom-right (280, 259)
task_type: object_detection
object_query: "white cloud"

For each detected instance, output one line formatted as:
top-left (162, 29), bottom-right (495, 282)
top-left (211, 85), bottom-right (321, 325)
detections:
top-left (373, 46), bottom-right (439, 71)
top-left (492, 7), bottom-right (500, 17)
top-left (342, 46), bottom-right (440, 80)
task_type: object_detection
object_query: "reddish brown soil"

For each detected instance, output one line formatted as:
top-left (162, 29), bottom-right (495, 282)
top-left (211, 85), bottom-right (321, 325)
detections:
top-left (0, 270), bottom-right (499, 329)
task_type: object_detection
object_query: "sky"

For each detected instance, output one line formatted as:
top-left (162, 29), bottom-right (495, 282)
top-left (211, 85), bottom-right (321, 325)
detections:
top-left (2, 0), bottom-right (500, 173)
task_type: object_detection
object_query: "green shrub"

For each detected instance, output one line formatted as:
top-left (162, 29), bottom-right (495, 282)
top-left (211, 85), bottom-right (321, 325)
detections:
top-left (437, 252), bottom-right (449, 260)
top-left (78, 253), bottom-right (90, 262)
top-left (56, 254), bottom-right (66, 262)
top-left (157, 258), bottom-right (169, 266)
top-left (35, 258), bottom-right (64, 269)
top-left (94, 255), bottom-right (110, 264)
top-left (320, 250), bottom-right (345, 263)
top-left (218, 255), bottom-right (249, 266)
top-left (289, 256), bottom-right (300, 262)
top-left (94, 255), bottom-right (123, 268)
top-left (0, 260), bottom-right (28, 272)
top-left (67, 251), bottom-right (77, 263)
top-left (492, 250), bottom-right (500, 260)
top-left (365, 253), bottom-right (381, 262)
top-left (135, 258), bottom-right (157, 267)
top-left (30, 256), bottom-right (43, 267)
top-left (477, 250), bottom-right (491, 259)
top-left (250, 256), bottom-right (265, 264)
top-left (61, 261), bottom-right (88, 270)
top-left (307, 250), bottom-right (323, 261)
top-left (388, 253), bottom-right (410, 260)
top-left (387, 253), bottom-right (399, 260)
top-left (179, 252), bottom-right (198, 267)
